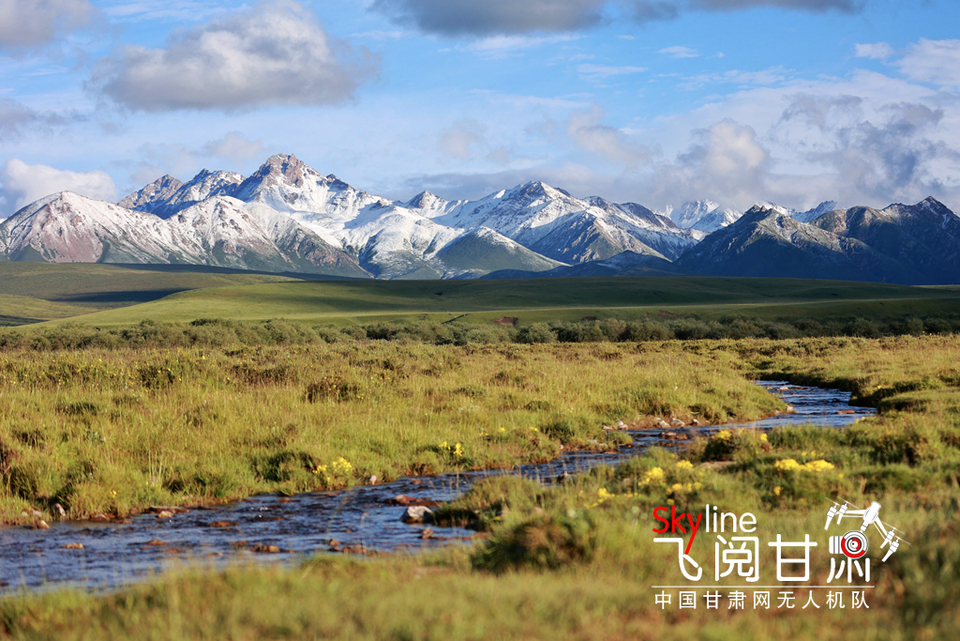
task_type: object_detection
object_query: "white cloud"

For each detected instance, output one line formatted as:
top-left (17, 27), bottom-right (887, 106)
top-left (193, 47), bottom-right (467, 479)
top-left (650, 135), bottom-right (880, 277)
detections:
top-left (566, 105), bottom-right (653, 168)
top-left (855, 42), bottom-right (894, 60)
top-left (101, 0), bottom-right (223, 22)
top-left (632, 53), bottom-right (960, 212)
top-left (577, 63), bottom-right (646, 82)
top-left (0, 0), bottom-right (97, 53)
top-left (896, 39), bottom-right (960, 91)
top-left (639, 119), bottom-right (770, 210)
top-left (679, 67), bottom-right (789, 89)
top-left (89, 0), bottom-right (379, 112)
top-left (1, 159), bottom-right (117, 215)
top-left (201, 132), bottom-right (265, 161)
top-left (464, 34), bottom-right (579, 58)
top-left (438, 120), bottom-right (487, 159)
top-left (658, 45), bottom-right (699, 58)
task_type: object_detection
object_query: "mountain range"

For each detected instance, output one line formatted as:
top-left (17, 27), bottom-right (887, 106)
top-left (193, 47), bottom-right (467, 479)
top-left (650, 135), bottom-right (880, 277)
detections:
top-left (1, 153), bottom-right (958, 285)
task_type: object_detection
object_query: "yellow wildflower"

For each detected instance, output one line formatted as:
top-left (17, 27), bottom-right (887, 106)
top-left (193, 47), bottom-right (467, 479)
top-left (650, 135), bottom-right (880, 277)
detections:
top-left (801, 459), bottom-right (834, 473)
top-left (640, 467), bottom-right (667, 487)
top-left (774, 458), bottom-right (802, 472)
top-left (331, 457), bottom-right (353, 476)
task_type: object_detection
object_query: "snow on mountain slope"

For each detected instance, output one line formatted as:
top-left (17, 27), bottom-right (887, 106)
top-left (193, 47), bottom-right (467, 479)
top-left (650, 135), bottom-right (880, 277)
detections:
top-left (112, 154), bottom-right (706, 277)
top-left (166, 196), bottom-right (367, 274)
top-left (0, 191), bottom-right (368, 276)
top-left (121, 171), bottom-right (243, 218)
top-left (678, 204), bottom-right (905, 282)
top-left (427, 181), bottom-right (698, 261)
top-left (668, 200), bottom-right (741, 233)
top-left (791, 201), bottom-right (838, 223)
top-left (119, 174), bottom-right (183, 212)
top-left (233, 154), bottom-right (390, 221)
top-left (1, 191), bottom-right (198, 264)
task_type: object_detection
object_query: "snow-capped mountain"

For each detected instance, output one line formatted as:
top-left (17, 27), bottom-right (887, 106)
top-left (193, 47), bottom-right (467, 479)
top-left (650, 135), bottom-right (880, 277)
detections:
top-left (423, 181), bottom-right (698, 263)
top-left (111, 154), bottom-right (699, 278)
top-left (791, 201), bottom-right (838, 223)
top-left (120, 170), bottom-right (244, 219)
top-left (676, 198), bottom-right (960, 284)
top-left (4, 153), bottom-right (959, 285)
top-left (0, 190), bottom-right (368, 277)
top-left (667, 200), bottom-right (741, 233)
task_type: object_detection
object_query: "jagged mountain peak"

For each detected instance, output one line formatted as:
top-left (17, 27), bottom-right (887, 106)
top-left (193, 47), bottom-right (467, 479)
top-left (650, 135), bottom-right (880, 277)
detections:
top-left (119, 174), bottom-right (184, 210)
top-left (753, 202), bottom-right (793, 216)
top-left (404, 189), bottom-right (449, 211)
top-left (670, 200), bottom-right (741, 232)
top-left (508, 180), bottom-right (572, 202)
top-left (248, 153), bottom-right (309, 188)
top-left (792, 200), bottom-right (838, 223)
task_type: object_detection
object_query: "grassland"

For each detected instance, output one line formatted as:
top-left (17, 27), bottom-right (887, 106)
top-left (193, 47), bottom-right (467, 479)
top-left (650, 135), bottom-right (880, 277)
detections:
top-left (0, 341), bottom-right (782, 522)
top-left (1, 265), bottom-right (960, 639)
top-left (46, 275), bottom-right (960, 328)
top-left (0, 263), bottom-right (301, 323)
top-left (0, 335), bottom-right (959, 639)
top-left (4, 261), bottom-right (960, 329)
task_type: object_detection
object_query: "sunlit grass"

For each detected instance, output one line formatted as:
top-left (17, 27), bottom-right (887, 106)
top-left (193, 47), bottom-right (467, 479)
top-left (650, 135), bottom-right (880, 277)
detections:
top-left (2, 335), bottom-right (960, 639)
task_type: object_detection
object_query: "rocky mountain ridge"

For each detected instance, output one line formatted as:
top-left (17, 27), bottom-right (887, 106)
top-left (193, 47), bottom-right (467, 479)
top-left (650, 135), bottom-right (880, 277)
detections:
top-left (2, 153), bottom-right (957, 284)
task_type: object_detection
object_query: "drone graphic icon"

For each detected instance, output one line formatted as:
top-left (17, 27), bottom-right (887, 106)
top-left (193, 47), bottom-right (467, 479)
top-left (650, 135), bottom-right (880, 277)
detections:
top-left (824, 498), bottom-right (909, 562)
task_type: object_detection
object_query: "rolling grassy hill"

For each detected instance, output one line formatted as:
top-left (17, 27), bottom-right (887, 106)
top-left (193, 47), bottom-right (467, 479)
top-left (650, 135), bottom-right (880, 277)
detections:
top-left (24, 273), bottom-right (960, 328)
top-left (0, 263), bottom-right (312, 324)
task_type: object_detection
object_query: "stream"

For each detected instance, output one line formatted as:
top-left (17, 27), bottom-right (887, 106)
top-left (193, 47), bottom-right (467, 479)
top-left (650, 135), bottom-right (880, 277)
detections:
top-left (0, 381), bottom-right (874, 594)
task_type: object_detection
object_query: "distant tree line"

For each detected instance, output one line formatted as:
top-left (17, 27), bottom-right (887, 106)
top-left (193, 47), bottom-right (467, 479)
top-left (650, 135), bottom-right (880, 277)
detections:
top-left (0, 314), bottom-right (955, 351)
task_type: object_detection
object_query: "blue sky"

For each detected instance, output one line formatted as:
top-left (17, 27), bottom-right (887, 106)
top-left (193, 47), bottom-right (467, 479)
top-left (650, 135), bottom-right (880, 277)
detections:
top-left (2, 0), bottom-right (959, 216)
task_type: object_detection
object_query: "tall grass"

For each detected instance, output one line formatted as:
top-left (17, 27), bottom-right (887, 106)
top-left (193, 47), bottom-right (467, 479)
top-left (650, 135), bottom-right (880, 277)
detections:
top-left (2, 335), bottom-right (960, 639)
top-left (0, 341), bottom-right (781, 522)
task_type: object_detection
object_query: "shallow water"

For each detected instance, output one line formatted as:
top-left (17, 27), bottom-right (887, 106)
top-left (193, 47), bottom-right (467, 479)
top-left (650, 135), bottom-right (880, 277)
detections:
top-left (0, 381), bottom-right (874, 594)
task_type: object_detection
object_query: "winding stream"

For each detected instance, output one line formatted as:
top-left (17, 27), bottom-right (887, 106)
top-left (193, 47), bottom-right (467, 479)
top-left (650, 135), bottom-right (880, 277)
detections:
top-left (0, 381), bottom-right (874, 594)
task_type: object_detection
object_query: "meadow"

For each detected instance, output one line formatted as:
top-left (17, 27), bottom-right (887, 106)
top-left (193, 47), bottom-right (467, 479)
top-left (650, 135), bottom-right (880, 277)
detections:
top-left (0, 270), bottom-right (958, 639)
top-left (4, 262), bottom-right (960, 330)
top-left (0, 333), bottom-right (957, 639)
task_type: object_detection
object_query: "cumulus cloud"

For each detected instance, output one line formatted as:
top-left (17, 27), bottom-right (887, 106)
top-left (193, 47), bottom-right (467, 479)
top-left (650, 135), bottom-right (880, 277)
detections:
top-left (777, 93), bottom-right (953, 202)
top-left (371, 0), bottom-right (867, 35)
top-left (0, 0), bottom-right (97, 53)
top-left (1, 159), bottom-right (117, 215)
top-left (895, 39), bottom-right (960, 91)
top-left (630, 2), bottom-right (681, 22)
top-left (89, 0), bottom-right (379, 112)
top-left (0, 99), bottom-right (42, 139)
top-left (644, 119), bottom-right (771, 209)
